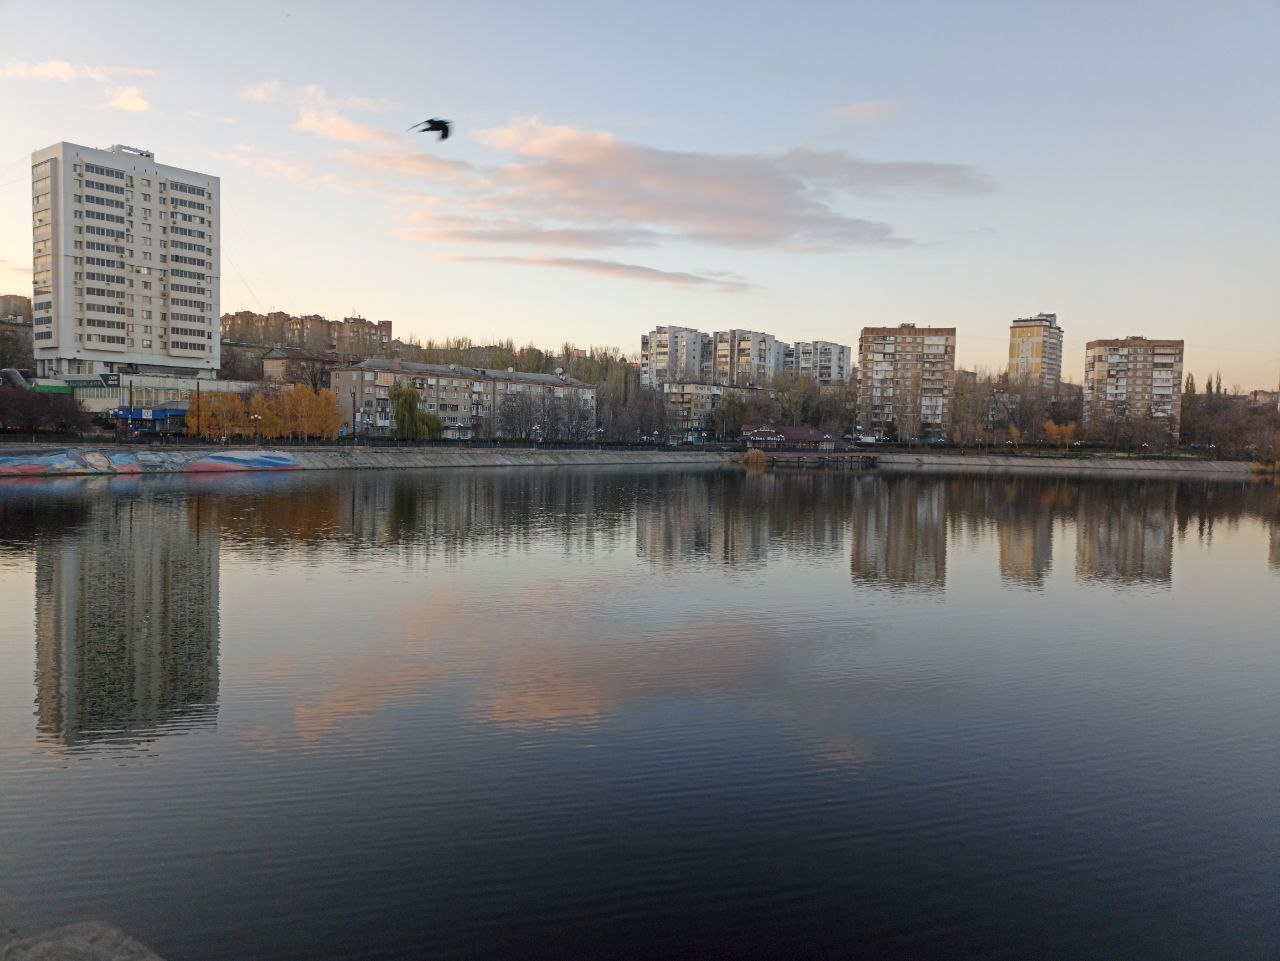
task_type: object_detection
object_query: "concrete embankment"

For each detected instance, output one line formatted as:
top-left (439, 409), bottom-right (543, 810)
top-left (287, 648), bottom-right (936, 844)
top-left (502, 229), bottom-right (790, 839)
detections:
top-left (874, 451), bottom-right (1257, 480)
top-left (0, 445), bottom-right (733, 477)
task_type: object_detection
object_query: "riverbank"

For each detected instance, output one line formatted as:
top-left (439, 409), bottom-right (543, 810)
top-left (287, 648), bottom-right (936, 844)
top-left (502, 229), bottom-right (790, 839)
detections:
top-left (0, 445), bottom-right (733, 477)
top-left (0, 444), bottom-right (1263, 480)
top-left (873, 451), bottom-right (1258, 480)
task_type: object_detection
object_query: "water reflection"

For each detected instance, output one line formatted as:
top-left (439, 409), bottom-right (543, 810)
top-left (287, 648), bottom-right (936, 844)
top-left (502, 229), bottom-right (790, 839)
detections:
top-left (850, 477), bottom-right (947, 592)
top-left (9, 488), bottom-right (222, 747)
top-left (3, 469), bottom-right (1278, 754)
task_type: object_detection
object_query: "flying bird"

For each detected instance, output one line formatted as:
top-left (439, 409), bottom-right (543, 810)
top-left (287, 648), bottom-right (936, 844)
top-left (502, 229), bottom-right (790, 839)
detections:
top-left (410, 118), bottom-right (451, 140)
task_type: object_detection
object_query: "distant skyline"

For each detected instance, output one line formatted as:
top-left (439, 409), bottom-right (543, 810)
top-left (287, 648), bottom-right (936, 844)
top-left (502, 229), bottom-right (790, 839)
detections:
top-left (1, 0), bottom-right (1277, 387)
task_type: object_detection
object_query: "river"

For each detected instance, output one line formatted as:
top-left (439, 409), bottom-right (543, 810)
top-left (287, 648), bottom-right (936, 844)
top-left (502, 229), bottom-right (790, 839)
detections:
top-left (0, 468), bottom-right (1276, 960)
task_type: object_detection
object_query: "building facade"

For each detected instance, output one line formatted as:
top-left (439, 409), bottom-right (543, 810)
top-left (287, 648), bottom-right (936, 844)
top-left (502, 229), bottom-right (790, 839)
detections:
top-left (857, 324), bottom-right (957, 440)
top-left (31, 142), bottom-right (219, 378)
top-left (639, 326), bottom-right (709, 387)
top-left (711, 329), bottom-right (785, 387)
top-left (662, 382), bottom-right (768, 436)
top-left (219, 311), bottom-right (392, 354)
top-left (1082, 337), bottom-right (1184, 436)
top-left (1, 293), bottom-right (32, 323)
top-left (1007, 312), bottom-right (1063, 392)
top-left (332, 358), bottom-right (597, 439)
top-left (783, 340), bottom-right (853, 385)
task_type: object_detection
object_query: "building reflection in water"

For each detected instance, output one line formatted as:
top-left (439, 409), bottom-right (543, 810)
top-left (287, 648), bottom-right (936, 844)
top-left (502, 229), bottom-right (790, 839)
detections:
top-left (34, 493), bottom-right (220, 747)
top-left (1074, 483), bottom-right (1176, 586)
top-left (994, 482), bottom-right (1071, 589)
top-left (850, 477), bottom-right (947, 592)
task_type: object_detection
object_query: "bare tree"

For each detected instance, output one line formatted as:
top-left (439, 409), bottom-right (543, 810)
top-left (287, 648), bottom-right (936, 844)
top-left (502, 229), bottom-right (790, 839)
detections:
top-left (285, 357), bottom-right (333, 392)
top-left (498, 391), bottom-right (538, 439)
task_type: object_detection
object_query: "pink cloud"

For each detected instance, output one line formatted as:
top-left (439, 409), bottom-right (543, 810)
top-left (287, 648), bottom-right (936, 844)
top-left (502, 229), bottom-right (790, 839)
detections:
top-left (440, 254), bottom-right (755, 292)
top-left (828, 99), bottom-right (898, 127)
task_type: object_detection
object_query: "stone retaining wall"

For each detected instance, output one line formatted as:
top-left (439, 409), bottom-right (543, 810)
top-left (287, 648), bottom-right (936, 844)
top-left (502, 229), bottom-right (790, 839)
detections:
top-left (0, 446), bottom-right (733, 477)
top-left (875, 451), bottom-right (1256, 479)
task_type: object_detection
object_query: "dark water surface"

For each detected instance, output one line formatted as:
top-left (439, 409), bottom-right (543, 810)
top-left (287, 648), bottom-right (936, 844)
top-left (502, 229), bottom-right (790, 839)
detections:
top-left (0, 468), bottom-right (1277, 961)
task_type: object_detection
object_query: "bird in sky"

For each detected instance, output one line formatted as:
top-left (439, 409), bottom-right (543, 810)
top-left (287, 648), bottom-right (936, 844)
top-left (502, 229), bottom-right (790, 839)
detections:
top-left (409, 118), bottom-right (451, 140)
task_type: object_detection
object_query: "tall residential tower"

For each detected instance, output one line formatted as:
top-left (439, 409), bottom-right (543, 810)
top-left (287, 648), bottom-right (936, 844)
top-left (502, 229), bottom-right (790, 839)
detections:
top-left (31, 142), bottom-right (220, 378)
top-left (1082, 337), bottom-right (1184, 436)
top-left (1007, 312), bottom-right (1063, 392)
top-left (857, 324), bottom-right (957, 440)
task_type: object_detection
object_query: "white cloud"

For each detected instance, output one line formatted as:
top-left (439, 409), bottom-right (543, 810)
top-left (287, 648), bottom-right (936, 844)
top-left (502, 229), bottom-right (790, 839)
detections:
top-left (829, 100), bottom-right (898, 127)
top-left (104, 86), bottom-right (151, 113)
top-left (0, 60), bottom-right (155, 82)
top-left (237, 81), bottom-right (400, 145)
top-left (237, 79), bottom-right (283, 103)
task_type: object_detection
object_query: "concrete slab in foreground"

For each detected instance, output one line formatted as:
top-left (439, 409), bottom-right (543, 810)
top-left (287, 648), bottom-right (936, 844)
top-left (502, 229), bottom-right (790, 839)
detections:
top-left (0, 922), bottom-right (163, 961)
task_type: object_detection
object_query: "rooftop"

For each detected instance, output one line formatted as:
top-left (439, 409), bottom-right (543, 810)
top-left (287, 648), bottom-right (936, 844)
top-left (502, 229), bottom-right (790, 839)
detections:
top-left (339, 357), bottom-right (594, 389)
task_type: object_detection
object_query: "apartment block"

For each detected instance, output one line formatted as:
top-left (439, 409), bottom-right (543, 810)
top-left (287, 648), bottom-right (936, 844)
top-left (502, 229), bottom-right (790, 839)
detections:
top-left (31, 142), bottom-right (219, 378)
top-left (1, 293), bottom-right (32, 323)
top-left (332, 358), bottom-right (597, 439)
top-left (857, 324), bottom-right (957, 440)
top-left (1007, 312), bottom-right (1063, 392)
top-left (639, 326), bottom-right (709, 387)
top-left (711, 329), bottom-right (785, 387)
top-left (220, 311), bottom-right (392, 355)
top-left (1082, 337), bottom-right (1184, 436)
top-left (783, 340), bottom-right (853, 386)
top-left (662, 381), bottom-right (768, 435)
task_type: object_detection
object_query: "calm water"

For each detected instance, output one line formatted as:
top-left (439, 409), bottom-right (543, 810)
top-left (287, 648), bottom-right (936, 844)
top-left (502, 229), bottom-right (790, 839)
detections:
top-left (0, 468), bottom-right (1277, 961)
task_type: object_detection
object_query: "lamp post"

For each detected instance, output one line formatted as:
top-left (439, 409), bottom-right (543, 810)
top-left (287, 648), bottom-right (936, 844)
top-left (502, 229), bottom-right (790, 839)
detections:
top-left (250, 412), bottom-right (262, 446)
top-left (351, 388), bottom-right (357, 445)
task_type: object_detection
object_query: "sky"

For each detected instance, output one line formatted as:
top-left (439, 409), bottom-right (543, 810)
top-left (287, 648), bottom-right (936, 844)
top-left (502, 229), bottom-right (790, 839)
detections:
top-left (0, 0), bottom-right (1277, 386)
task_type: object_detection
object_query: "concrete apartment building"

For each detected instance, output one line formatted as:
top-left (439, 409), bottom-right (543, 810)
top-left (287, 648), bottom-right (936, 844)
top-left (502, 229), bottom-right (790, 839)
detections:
top-left (220, 311), bottom-right (392, 354)
top-left (1, 294), bottom-right (32, 323)
top-left (1082, 337), bottom-right (1184, 436)
top-left (857, 324), bottom-right (958, 440)
top-left (783, 340), bottom-right (853, 386)
top-left (712, 329), bottom-right (785, 387)
top-left (31, 142), bottom-right (219, 378)
top-left (1007, 312), bottom-right (1063, 392)
top-left (332, 358), bottom-right (597, 438)
top-left (639, 326), bottom-right (709, 387)
top-left (662, 382), bottom-right (768, 435)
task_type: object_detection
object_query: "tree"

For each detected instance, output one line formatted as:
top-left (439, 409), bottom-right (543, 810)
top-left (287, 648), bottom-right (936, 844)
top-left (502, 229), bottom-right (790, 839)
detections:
top-left (714, 393), bottom-right (748, 440)
top-left (0, 326), bottom-right (34, 371)
top-left (562, 394), bottom-right (594, 440)
top-left (390, 382), bottom-right (434, 440)
top-left (286, 357), bottom-right (333, 392)
top-left (249, 390), bottom-right (285, 440)
top-left (771, 371), bottom-right (819, 426)
top-left (498, 391), bottom-right (538, 439)
top-left (206, 392), bottom-right (247, 440)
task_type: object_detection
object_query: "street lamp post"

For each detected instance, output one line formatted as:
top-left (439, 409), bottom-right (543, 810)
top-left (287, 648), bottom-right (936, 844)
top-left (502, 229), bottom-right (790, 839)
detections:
top-left (351, 388), bottom-right (357, 445)
top-left (250, 412), bottom-right (262, 445)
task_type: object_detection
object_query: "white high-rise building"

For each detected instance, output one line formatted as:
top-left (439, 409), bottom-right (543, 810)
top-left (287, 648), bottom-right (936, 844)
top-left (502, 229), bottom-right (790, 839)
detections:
top-left (639, 325), bottom-right (710, 388)
top-left (783, 340), bottom-right (853, 386)
top-left (711, 329), bottom-right (784, 387)
top-left (31, 142), bottom-right (219, 378)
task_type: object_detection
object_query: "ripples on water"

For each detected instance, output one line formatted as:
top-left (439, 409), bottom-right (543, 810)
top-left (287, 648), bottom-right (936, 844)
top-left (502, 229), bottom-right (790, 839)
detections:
top-left (0, 468), bottom-right (1277, 961)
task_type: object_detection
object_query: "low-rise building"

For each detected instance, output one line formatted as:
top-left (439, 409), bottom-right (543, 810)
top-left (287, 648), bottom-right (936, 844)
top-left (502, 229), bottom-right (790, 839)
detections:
top-left (662, 382), bottom-right (767, 436)
top-left (331, 358), bottom-right (597, 439)
top-left (261, 347), bottom-right (353, 388)
top-left (743, 424), bottom-right (837, 450)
